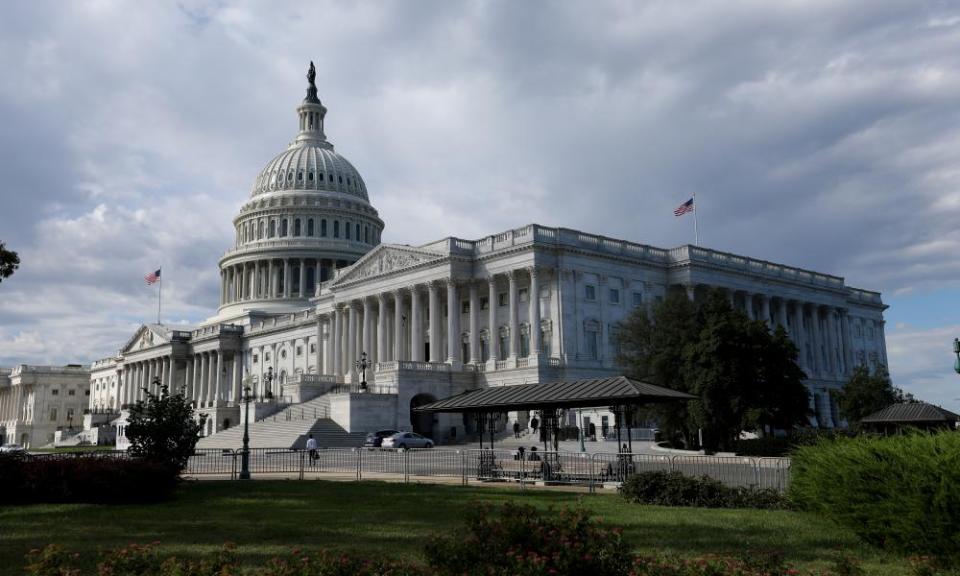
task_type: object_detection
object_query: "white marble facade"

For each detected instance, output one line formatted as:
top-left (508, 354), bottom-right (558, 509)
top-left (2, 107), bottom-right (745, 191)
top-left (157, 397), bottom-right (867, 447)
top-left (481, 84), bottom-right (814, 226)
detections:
top-left (0, 365), bottom-right (90, 449)
top-left (84, 71), bottom-right (888, 444)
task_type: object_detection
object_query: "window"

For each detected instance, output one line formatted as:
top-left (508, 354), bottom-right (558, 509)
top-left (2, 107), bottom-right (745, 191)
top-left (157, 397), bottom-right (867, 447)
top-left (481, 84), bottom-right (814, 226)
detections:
top-left (50, 408), bottom-right (58, 422)
top-left (269, 220), bottom-right (276, 237)
top-left (518, 288), bottom-right (528, 303)
top-left (364, 226), bottom-right (369, 243)
top-left (281, 219), bottom-right (288, 237)
top-left (585, 285), bottom-right (596, 301)
top-left (499, 335), bottom-right (509, 359)
top-left (51, 389), bottom-right (59, 396)
top-left (356, 223), bottom-right (360, 240)
top-left (265, 352), bottom-right (271, 361)
top-left (297, 171), bottom-right (303, 181)
top-left (281, 349), bottom-right (287, 359)
top-left (68, 389), bottom-right (76, 396)
top-left (480, 338), bottom-right (489, 362)
top-left (253, 354), bottom-right (259, 364)
top-left (67, 408), bottom-right (75, 421)
top-left (346, 222), bottom-right (352, 240)
top-left (294, 219), bottom-right (301, 236)
top-left (461, 301), bottom-right (470, 314)
top-left (480, 297), bottom-right (489, 310)
top-left (296, 346), bottom-right (302, 357)
top-left (520, 332), bottom-right (530, 357)
top-left (307, 219), bottom-right (314, 236)
top-left (310, 343), bottom-right (316, 354)
top-left (586, 329), bottom-right (599, 359)
top-left (308, 171), bottom-right (314, 182)
top-left (540, 329), bottom-right (551, 357)
top-left (85, 390), bottom-right (90, 396)
top-left (632, 292), bottom-right (643, 306)
top-left (259, 221), bottom-right (264, 239)
top-left (334, 221), bottom-right (340, 238)
top-left (498, 292), bottom-right (508, 307)
top-left (609, 288), bottom-right (620, 304)
top-left (321, 219), bottom-right (327, 237)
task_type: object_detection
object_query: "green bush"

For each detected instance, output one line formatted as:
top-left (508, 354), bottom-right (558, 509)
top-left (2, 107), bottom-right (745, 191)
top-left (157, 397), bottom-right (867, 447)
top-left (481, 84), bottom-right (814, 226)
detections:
top-left (789, 431), bottom-right (960, 563)
top-left (620, 470), bottom-right (788, 510)
top-left (0, 453), bottom-right (177, 505)
top-left (424, 502), bottom-right (633, 576)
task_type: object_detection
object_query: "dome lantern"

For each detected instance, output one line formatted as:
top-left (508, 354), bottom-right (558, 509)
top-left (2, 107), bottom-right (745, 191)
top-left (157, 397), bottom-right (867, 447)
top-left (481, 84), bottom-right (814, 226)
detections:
top-left (295, 61), bottom-right (328, 147)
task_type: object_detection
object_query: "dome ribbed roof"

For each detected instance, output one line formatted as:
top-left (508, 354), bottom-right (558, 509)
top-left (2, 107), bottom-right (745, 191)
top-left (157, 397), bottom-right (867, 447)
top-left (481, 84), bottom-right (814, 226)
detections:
top-left (251, 144), bottom-right (368, 201)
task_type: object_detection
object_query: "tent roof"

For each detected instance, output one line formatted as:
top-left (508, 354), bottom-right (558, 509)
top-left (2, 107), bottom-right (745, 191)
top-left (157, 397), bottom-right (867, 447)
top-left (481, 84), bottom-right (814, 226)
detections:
top-left (861, 402), bottom-right (960, 425)
top-left (413, 376), bottom-right (695, 413)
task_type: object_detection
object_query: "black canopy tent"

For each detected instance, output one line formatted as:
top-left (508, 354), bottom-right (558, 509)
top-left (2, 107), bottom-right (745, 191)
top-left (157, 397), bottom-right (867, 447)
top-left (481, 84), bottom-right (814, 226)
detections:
top-left (413, 376), bottom-right (696, 452)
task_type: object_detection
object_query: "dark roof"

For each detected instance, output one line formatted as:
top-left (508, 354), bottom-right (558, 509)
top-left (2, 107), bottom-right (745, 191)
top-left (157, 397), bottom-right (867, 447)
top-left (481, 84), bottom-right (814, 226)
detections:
top-left (861, 402), bottom-right (960, 425)
top-left (413, 376), bottom-right (695, 413)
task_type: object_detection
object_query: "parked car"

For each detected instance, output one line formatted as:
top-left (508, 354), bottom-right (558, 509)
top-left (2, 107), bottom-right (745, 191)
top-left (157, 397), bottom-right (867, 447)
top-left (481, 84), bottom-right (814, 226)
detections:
top-left (381, 432), bottom-right (433, 450)
top-left (363, 429), bottom-right (400, 448)
top-left (0, 444), bottom-right (26, 454)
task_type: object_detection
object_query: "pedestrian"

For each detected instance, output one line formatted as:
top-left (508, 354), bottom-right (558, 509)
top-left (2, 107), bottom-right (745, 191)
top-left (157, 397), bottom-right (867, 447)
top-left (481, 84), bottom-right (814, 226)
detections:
top-left (513, 421), bottom-right (521, 439)
top-left (530, 416), bottom-right (539, 436)
top-left (528, 446), bottom-right (540, 461)
top-left (306, 434), bottom-right (318, 466)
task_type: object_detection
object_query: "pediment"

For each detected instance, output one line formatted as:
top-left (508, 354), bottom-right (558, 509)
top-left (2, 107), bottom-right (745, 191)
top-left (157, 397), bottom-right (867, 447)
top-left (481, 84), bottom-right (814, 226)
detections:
top-left (120, 325), bottom-right (170, 354)
top-left (333, 244), bottom-right (445, 286)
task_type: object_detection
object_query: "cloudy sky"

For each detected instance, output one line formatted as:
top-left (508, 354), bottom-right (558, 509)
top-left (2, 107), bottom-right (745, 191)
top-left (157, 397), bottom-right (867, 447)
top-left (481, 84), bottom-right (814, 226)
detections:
top-left (1, 0), bottom-right (959, 408)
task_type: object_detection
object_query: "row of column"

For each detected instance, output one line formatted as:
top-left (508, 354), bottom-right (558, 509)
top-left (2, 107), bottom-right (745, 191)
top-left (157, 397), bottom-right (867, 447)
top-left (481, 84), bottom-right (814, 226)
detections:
top-left (317, 268), bottom-right (542, 377)
top-left (0, 386), bottom-right (25, 423)
top-left (221, 257), bottom-right (340, 305)
top-left (118, 351), bottom-right (243, 409)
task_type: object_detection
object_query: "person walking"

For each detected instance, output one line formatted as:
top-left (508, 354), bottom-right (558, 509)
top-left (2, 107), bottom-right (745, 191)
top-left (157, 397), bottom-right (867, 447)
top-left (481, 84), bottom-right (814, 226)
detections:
top-left (513, 421), bottom-right (521, 439)
top-left (530, 416), bottom-right (539, 436)
top-left (306, 434), bottom-right (318, 467)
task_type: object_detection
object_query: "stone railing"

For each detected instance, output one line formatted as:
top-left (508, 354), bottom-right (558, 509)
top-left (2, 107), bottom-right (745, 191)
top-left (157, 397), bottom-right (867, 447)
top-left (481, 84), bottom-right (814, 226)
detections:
top-left (847, 288), bottom-right (884, 306)
top-left (670, 245), bottom-right (846, 290)
top-left (515, 357), bottom-right (530, 368)
top-left (495, 360), bottom-right (511, 370)
top-left (191, 323), bottom-right (244, 339)
top-left (547, 357), bottom-right (562, 366)
top-left (220, 238), bottom-right (368, 261)
top-left (290, 373), bottom-right (337, 385)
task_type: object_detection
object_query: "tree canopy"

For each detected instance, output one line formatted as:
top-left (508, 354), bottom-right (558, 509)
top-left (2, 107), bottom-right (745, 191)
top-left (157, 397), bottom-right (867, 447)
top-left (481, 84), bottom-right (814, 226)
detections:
top-left (0, 242), bottom-right (19, 284)
top-left (834, 365), bottom-right (904, 427)
top-left (616, 288), bottom-right (810, 451)
top-left (125, 380), bottom-right (207, 474)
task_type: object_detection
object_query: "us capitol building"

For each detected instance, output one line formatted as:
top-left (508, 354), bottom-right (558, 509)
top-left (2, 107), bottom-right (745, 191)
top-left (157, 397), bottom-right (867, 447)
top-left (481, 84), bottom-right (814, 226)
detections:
top-left (72, 65), bottom-right (887, 449)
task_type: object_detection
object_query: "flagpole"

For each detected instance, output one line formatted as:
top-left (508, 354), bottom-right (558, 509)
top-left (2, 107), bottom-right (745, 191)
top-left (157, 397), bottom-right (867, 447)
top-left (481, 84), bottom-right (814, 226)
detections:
top-left (157, 269), bottom-right (162, 325)
top-left (693, 192), bottom-right (700, 246)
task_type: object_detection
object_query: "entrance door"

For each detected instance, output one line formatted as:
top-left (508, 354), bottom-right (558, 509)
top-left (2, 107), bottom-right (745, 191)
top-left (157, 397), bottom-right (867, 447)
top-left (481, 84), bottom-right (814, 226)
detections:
top-left (410, 394), bottom-right (438, 440)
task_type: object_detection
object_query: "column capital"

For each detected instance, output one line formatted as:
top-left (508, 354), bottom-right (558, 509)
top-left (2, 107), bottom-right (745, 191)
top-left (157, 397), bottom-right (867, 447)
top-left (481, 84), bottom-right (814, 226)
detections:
top-left (487, 274), bottom-right (498, 285)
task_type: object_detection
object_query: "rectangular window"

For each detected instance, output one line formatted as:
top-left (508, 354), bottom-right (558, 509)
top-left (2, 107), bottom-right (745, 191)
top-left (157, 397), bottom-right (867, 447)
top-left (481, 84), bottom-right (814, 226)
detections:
top-left (480, 297), bottom-right (489, 310)
top-left (346, 222), bottom-right (352, 240)
top-left (632, 292), bottom-right (643, 306)
top-left (253, 354), bottom-right (259, 364)
top-left (51, 389), bottom-right (59, 396)
top-left (585, 285), bottom-right (596, 301)
top-left (310, 343), bottom-right (316, 354)
top-left (296, 346), bottom-right (303, 356)
top-left (498, 292), bottom-right (508, 307)
top-left (50, 408), bottom-right (58, 422)
top-left (586, 331), bottom-right (599, 359)
top-left (520, 333), bottom-right (530, 357)
top-left (321, 219), bottom-right (328, 237)
top-left (518, 288), bottom-right (529, 303)
top-left (609, 288), bottom-right (620, 304)
top-left (334, 221), bottom-right (340, 238)
top-left (265, 352), bottom-right (271, 361)
top-left (461, 301), bottom-right (470, 314)
top-left (85, 390), bottom-right (90, 396)
top-left (540, 330), bottom-right (551, 357)
top-left (68, 389), bottom-right (76, 396)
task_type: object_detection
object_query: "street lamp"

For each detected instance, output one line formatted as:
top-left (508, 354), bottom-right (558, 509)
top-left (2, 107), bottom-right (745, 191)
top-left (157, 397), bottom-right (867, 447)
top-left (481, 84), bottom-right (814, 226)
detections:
top-left (239, 379), bottom-right (253, 480)
top-left (355, 351), bottom-right (370, 392)
top-left (953, 338), bottom-right (960, 375)
top-left (578, 408), bottom-right (586, 453)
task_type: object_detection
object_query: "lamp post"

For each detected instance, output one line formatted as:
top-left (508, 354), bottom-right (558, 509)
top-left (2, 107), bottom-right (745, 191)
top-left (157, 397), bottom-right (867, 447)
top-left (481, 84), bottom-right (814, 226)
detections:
top-left (954, 338), bottom-right (960, 374)
top-left (239, 378), bottom-right (252, 480)
top-left (263, 366), bottom-right (274, 401)
top-left (355, 351), bottom-right (370, 392)
top-left (578, 408), bottom-right (586, 453)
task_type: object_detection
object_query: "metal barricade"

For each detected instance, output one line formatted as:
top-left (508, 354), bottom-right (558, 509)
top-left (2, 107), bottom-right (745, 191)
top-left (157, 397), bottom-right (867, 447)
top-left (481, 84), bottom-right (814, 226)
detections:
top-left (757, 457), bottom-right (791, 492)
top-left (245, 448), bottom-right (302, 474)
top-left (590, 452), bottom-right (672, 488)
top-left (405, 448), bottom-right (463, 481)
top-left (464, 449), bottom-right (524, 484)
top-left (670, 455), bottom-right (759, 488)
top-left (184, 449), bottom-right (237, 478)
top-left (359, 448), bottom-right (405, 478)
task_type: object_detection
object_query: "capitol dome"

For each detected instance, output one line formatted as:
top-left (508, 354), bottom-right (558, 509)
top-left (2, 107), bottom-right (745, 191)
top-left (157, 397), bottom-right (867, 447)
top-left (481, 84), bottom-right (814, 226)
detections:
top-left (217, 62), bottom-right (384, 317)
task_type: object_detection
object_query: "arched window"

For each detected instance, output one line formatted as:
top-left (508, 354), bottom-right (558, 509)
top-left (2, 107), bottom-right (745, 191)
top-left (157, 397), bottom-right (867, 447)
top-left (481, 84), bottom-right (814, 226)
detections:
top-left (294, 219), bottom-right (301, 236)
top-left (321, 219), bottom-right (327, 237)
top-left (364, 226), bottom-right (369, 244)
top-left (307, 219), bottom-right (314, 236)
top-left (269, 220), bottom-right (276, 238)
top-left (355, 223), bottom-right (360, 241)
top-left (281, 219), bottom-right (289, 237)
top-left (333, 220), bottom-right (340, 238)
top-left (259, 221), bottom-right (265, 239)
top-left (346, 222), bottom-right (351, 240)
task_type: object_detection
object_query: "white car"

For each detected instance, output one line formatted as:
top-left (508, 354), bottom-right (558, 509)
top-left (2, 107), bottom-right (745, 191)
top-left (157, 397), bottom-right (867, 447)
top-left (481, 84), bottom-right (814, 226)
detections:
top-left (381, 432), bottom-right (433, 450)
top-left (0, 444), bottom-right (26, 454)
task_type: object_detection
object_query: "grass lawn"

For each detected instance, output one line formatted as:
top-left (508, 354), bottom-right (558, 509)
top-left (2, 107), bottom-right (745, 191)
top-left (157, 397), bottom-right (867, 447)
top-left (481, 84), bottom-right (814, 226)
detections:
top-left (0, 480), bottom-right (911, 574)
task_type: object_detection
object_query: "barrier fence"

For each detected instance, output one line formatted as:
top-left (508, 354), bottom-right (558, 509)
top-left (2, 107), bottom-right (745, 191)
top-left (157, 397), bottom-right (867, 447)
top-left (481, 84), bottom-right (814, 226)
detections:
top-left (173, 448), bottom-right (791, 492)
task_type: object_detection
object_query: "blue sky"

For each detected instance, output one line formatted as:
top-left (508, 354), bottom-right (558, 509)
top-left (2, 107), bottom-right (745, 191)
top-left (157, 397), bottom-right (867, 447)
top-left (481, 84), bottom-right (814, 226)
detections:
top-left (0, 0), bottom-right (958, 409)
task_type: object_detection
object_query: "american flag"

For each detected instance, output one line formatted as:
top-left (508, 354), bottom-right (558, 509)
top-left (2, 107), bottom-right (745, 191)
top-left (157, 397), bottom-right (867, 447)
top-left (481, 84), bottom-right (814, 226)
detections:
top-left (145, 268), bottom-right (161, 285)
top-left (674, 197), bottom-right (695, 217)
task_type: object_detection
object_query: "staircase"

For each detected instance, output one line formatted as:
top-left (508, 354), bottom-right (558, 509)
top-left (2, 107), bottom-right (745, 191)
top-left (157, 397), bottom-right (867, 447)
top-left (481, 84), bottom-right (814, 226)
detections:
top-left (196, 395), bottom-right (366, 450)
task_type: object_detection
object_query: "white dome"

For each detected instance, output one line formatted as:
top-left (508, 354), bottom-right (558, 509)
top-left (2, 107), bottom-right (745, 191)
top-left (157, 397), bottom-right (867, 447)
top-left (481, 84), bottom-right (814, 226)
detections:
top-left (252, 144), bottom-right (368, 202)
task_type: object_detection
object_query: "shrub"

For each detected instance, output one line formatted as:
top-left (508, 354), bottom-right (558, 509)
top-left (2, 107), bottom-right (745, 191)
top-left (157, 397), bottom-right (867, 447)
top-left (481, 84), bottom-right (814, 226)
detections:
top-left (0, 453), bottom-right (177, 505)
top-left (620, 470), bottom-right (788, 510)
top-left (262, 549), bottom-right (425, 576)
top-left (424, 502), bottom-right (633, 576)
top-left (789, 431), bottom-right (960, 563)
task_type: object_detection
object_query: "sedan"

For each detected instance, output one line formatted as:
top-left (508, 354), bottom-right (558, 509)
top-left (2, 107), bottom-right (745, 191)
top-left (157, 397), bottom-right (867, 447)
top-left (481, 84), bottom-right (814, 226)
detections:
top-left (381, 432), bottom-right (433, 450)
top-left (0, 444), bottom-right (25, 454)
top-left (363, 429), bottom-right (400, 448)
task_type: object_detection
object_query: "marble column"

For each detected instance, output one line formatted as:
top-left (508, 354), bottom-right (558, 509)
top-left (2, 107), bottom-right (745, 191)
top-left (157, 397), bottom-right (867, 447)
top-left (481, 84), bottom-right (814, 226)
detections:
top-left (232, 352), bottom-right (242, 403)
top-left (212, 351), bottom-right (221, 405)
top-left (508, 270), bottom-right (519, 359)
top-left (393, 290), bottom-right (404, 361)
top-left (332, 307), bottom-right (342, 377)
top-left (377, 293), bottom-right (388, 363)
top-left (298, 258), bottom-right (306, 297)
top-left (447, 280), bottom-right (460, 364)
top-left (529, 268), bottom-right (541, 357)
top-left (776, 298), bottom-right (788, 328)
top-left (840, 310), bottom-right (852, 377)
top-left (197, 354), bottom-right (207, 407)
top-left (316, 315), bottom-right (324, 375)
top-left (348, 303), bottom-right (358, 373)
top-left (428, 282), bottom-right (441, 362)
top-left (744, 292), bottom-right (755, 320)
top-left (411, 287), bottom-right (422, 362)
top-left (283, 259), bottom-right (291, 298)
top-left (760, 294), bottom-right (771, 327)
top-left (488, 276), bottom-right (498, 364)
top-left (362, 297), bottom-right (373, 361)
top-left (468, 282), bottom-right (479, 364)
top-left (810, 306), bottom-right (822, 378)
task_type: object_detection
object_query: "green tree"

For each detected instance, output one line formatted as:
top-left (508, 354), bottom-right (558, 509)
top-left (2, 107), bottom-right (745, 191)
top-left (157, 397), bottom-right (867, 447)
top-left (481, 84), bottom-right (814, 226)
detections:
top-left (834, 365), bottom-right (902, 427)
top-left (0, 242), bottom-right (19, 283)
top-left (616, 288), bottom-right (809, 451)
top-left (616, 291), bottom-right (698, 446)
top-left (125, 380), bottom-right (207, 474)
